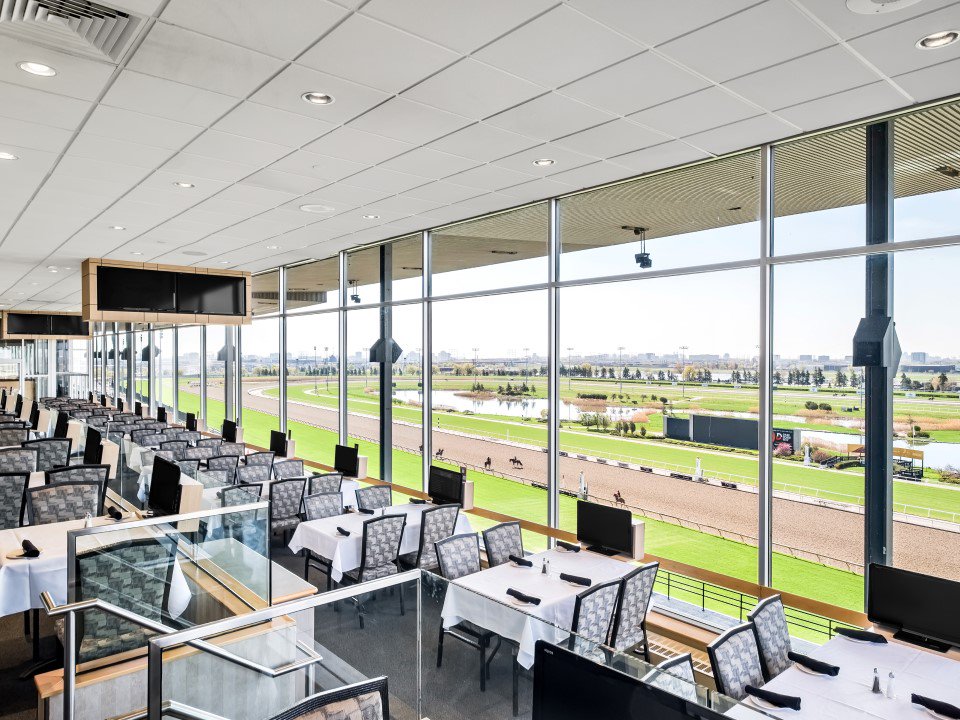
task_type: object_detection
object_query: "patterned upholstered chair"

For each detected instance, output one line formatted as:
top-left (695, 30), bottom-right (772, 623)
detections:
top-left (609, 561), bottom-right (659, 660)
top-left (159, 440), bottom-right (188, 460)
top-left (175, 459), bottom-right (201, 477)
top-left (302, 492), bottom-right (344, 591)
top-left (23, 438), bottom-right (71, 471)
top-left (748, 594), bottom-right (792, 680)
top-left (0, 471), bottom-right (29, 529)
top-left (707, 622), bottom-right (766, 701)
top-left (571, 579), bottom-right (620, 646)
top-left (218, 484), bottom-right (264, 541)
top-left (26, 481), bottom-right (104, 525)
top-left (273, 459), bottom-right (304, 479)
top-left (340, 514), bottom-right (407, 628)
top-left (481, 521), bottom-right (523, 567)
top-left (355, 485), bottom-right (392, 511)
top-left (207, 454), bottom-right (240, 473)
top-left (218, 441), bottom-right (245, 456)
top-left (245, 451), bottom-right (275, 468)
top-left (237, 463), bottom-right (272, 485)
top-left (399, 504), bottom-right (459, 571)
top-left (183, 446), bottom-right (217, 462)
top-left (197, 438), bottom-right (223, 450)
top-left (642, 654), bottom-right (698, 703)
top-left (174, 431), bottom-right (201, 445)
top-left (0, 447), bottom-right (38, 473)
top-left (45, 465), bottom-right (110, 522)
top-left (309, 473), bottom-right (342, 495)
top-left (267, 677), bottom-right (388, 720)
top-left (196, 470), bottom-right (232, 489)
top-left (270, 477), bottom-right (306, 539)
top-left (435, 533), bottom-right (501, 691)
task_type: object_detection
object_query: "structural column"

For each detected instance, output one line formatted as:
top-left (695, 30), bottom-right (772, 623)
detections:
top-left (547, 199), bottom-right (560, 532)
top-left (757, 145), bottom-right (774, 587)
top-left (338, 251), bottom-right (348, 444)
top-left (421, 231), bottom-right (432, 493)
top-left (379, 243), bottom-right (393, 483)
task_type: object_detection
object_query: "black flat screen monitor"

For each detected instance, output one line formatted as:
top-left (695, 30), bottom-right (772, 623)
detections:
top-left (334, 443), bottom-right (360, 477)
top-left (29, 402), bottom-right (39, 430)
top-left (54, 411), bottom-right (69, 439)
top-left (87, 391), bottom-right (93, 403)
top-left (83, 427), bottom-right (102, 465)
top-left (428, 465), bottom-right (465, 505)
top-left (868, 563), bottom-right (960, 650)
top-left (97, 266), bottom-right (178, 313)
top-left (135, 401), bottom-right (142, 417)
top-left (49, 315), bottom-right (88, 336)
top-left (100, 394), bottom-right (106, 407)
top-left (5, 313), bottom-right (49, 335)
top-left (576, 500), bottom-right (632, 556)
top-left (156, 406), bottom-right (167, 423)
top-left (532, 641), bottom-right (723, 720)
top-left (178, 273), bottom-right (246, 316)
top-left (222, 419), bottom-right (237, 443)
top-left (270, 430), bottom-right (288, 457)
top-left (186, 413), bottom-right (197, 432)
top-left (149, 456), bottom-right (182, 516)
top-left (116, 397), bottom-right (124, 412)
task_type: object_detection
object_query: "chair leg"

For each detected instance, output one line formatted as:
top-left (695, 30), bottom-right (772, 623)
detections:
top-left (486, 636), bottom-right (501, 679)
top-left (23, 611), bottom-right (30, 639)
top-left (399, 584), bottom-right (405, 616)
top-left (436, 626), bottom-right (444, 668)
top-left (479, 636), bottom-right (487, 692)
top-left (512, 652), bottom-right (519, 716)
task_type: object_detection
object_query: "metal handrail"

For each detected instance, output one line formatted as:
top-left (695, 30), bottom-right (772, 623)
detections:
top-left (108, 700), bottom-right (231, 720)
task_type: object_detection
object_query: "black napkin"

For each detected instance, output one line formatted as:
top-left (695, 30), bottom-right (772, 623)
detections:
top-left (107, 506), bottom-right (123, 521)
top-left (560, 572), bottom-right (592, 587)
top-left (336, 526), bottom-right (351, 537)
top-left (557, 541), bottom-right (581, 552)
top-left (358, 507), bottom-right (375, 515)
top-left (506, 588), bottom-right (541, 605)
top-left (912, 694), bottom-right (960, 719)
top-left (745, 685), bottom-right (801, 711)
top-left (410, 498), bottom-right (427, 504)
top-left (788, 651), bottom-right (839, 676)
top-left (509, 554), bottom-right (532, 567)
top-left (21, 539), bottom-right (40, 558)
top-left (835, 627), bottom-right (887, 643)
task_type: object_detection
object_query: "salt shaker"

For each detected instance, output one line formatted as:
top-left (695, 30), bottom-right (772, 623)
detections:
top-left (886, 671), bottom-right (895, 699)
top-left (541, 558), bottom-right (548, 575)
top-left (84, 512), bottom-right (93, 529)
top-left (871, 668), bottom-right (882, 694)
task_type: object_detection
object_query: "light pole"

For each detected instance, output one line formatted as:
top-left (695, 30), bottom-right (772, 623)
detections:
top-left (618, 346), bottom-right (625, 395)
top-left (324, 346), bottom-right (329, 392)
top-left (472, 347), bottom-right (479, 386)
top-left (313, 345), bottom-right (318, 396)
top-left (567, 347), bottom-right (574, 391)
top-left (679, 345), bottom-right (688, 399)
top-left (523, 347), bottom-right (530, 385)
top-left (362, 347), bottom-right (369, 388)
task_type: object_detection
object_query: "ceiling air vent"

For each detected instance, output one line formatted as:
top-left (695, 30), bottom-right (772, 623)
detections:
top-left (846, 0), bottom-right (924, 14)
top-left (0, 0), bottom-right (142, 63)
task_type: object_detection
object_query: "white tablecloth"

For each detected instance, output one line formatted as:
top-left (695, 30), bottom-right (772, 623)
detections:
top-left (726, 635), bottom-right (960, 719)
top-left (288, 503), bottom-right (472, 583)
top-left (441, 548), bottom-right (633, 669)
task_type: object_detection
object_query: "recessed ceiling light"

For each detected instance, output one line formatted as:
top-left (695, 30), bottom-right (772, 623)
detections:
top-left (300, 204), bottom-right (335, 214)
top-left (131, 252), bottom-right (143, 256)
top-left (265, 245), bottom-right (279, 250)
top-left (362, 214), bottom-right (380, 219)
top-left (0, 151), bottom-right (18, 161)
top-left (220, 260), bottom-right (231, 264)
top-left (301, 92), bottom-right (334, 105)
top-left (18, 61), bottom-right (56, 77)
top-left (917, 30), bottom-right (959, 49)
top-left (532, 158), bottom-right (555, 167)
top-left (48, 268), bottom-right (58, 274)
top-left (173, 181), bottom-right (195, 188)
top-left (110, 225), bottom-right (125, 230)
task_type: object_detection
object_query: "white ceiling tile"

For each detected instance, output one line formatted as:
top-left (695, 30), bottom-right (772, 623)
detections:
top-left (360, 194), bottom-right (445, 216)
top-left (163, 152), bottom-right (260, 182)
top-left (344, 166), bottom-right (428, 193)
top-left (0, 115), bottom-right (72, 153)
top-left (444, 163), bottom-right (535, 191)
top-left (55, 155), bottom-right (151, 186)
top-left (774, 81), bottom-right (906, 130)
top-left (379, 147), bottom-right (479, 178)
top-left (268, 150), bottom-right (367, 182)
top-left (161, 0), bottom-right (346, 59)
top-left (83, 105), bottom-right (201, 150)
top-left (0, 81), bottom-right (91, 130)
top-left (184, 129), bottom-right (291, 167)
top-left (215, 183), bottom-right (298, 208)
top-left (427, 122), bottom-right (539, 161)
top-left (304, 183), bottom-right (392, 206)
top-left (250, 64), bottom-right (390, 123)
top-left (894, 56), bottom-right (960, 102)
top-left (848, 4), bottom-right (960, 77)
top-left (684, 114), bottom-right (795, 154)
top-left (361, 0), bottom-right (557, 54)
top-left (485, 93), bottom-right (615, 141)
top-left (496, 177), bottom-right (574, 201)
top-left (347, 97), bottom-right (472, 145)
top-left (299, 14), bottom-right (458, 93)
top-left (403, 58), bottom-right (545, 119)
top-left (403, 181), bottom-right (486, 204)
top-left (725, 45), bottom-right (881, 110)
top-left (628, 87), bottom-right (760, 138)
top-left (552, 119), bottom-right (669, 158)
top-left (128, 22), bottom-right (284, 97)
top-left (796, 0), bottom-right (960, 41)
top-left (102, 70), bottom-right (238, 126)
top-left (214, 102), bottom-right (335, 148)
top-left (493, 143), bottom-right (597, 174)
top-left (542, 160), bottom-right (632, 190)
top-left (0, 35), bottom-right (115, 102)
top-left (66, 133), bottom-right (175, 169)
top-left (559, 52), bottom-right (711, 117)
top-left (475, 5), bottom-right (640, 88)
top-left (659, 0), bottom-right (834, 82)
top-left (241, 169), bottom-right (327, 195)
top-left (304, 126), bottom-right (413, 165)
top-left (609, 140), bottom-right (710, 173)
top-left (141, 169), bottom-right (231, 199)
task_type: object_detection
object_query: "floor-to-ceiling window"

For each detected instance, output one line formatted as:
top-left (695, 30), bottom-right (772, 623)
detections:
top-left (177, 326), bottom-right (201, 424)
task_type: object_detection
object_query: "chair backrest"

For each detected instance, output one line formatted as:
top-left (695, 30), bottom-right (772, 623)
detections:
top-left (0, 471), bottom-right (29, 529)
top-left (175, 431), bottom-right (201, 445)
top-left (183, 446), bottom-right (216, 461)
top-left (197, 437), bottom-right (223, 449)
top-left (245, 451), bottom-right (275, 467)
top-left (196, 470), bottom-right (232, 489)
top-left (309, 473), bottom-right (342, 495)
top-left (0, 447), bottom-right (38, 473)
top-left (23, 438), bottom-right (72, 470)
top-left (706, 622), bottom-right (765, 700)
top-left (748, 594), bottom-right (792, 680)
top-left (643, 654), bottom-right (698, 703)
top-left (481, 521), bottom-right (523, 567)
top-left (26, 480), bottom-right (104, 524)
top-left (610, 561), bottom-right (659, 651)
top-left (219, 441), bottom-right (245, 456)
top-left (303, 491), bottom-right (343, 520)
top-left (359, 514), bottom-right (406, 581)
top-left (270, 478), bottom-right (306, 523)
top-left (414, 504), bottom-right (459, 569)
top-left (237, 464), bottom-right (271, 484)
top-left (267, 677), bottom-right (388, 720)
top-left (207, 454), bottom-right (240, 472)
top-left (571, 579), bottom-right (621, 645)
top-left (46, 464), bottom-right (109, 486)
top-left (176, 459), bottom-right (201, 477)
top-left (130, 428), bottom-right (153, 445)
top-left (273, 459), bottom-right (304, 479)
top-left (159, 440), bottom-right (188, 460)
top-left (218, 483), bottom-right (263, 526)
top-left (435, 533), bottom-right (481, 580)
top-left (355, 484), bottom-right (392, 511)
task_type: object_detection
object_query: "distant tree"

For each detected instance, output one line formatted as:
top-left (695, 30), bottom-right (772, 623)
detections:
top-left (835, 370), bottom-right (847, 387)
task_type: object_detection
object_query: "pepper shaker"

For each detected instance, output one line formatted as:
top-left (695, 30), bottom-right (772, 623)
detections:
top-left (871, 668), bottom-right (882, 694)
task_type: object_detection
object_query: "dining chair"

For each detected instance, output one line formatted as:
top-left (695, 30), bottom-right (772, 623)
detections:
top-left (207, 454), bottom-right (240, 473)
top-left (302, 492), bottom-right (345, 591)
top-left (183, 446), bottom-right (217, 462)
top-left (237, 464), bottom-right (272, 485)
top-left (159, 440), bottom-right (188, 460)
top-left (267, 677), bottom-right (388, 720)
top-left (340, 514), bottom-right (407, 628)
top-left (609, 561), bottom-right (659, 660)
top-left (269, 477), bottom-right (306, 541)
top-left (642, 654), bottom-right (698, 703)
top-left (481, 521), bottom-right (523, 567)
top-left (219, 441), bottom-right (245, 456)
top-left (707, 622), bottom-right (766, 701)
top-left (25, 480), bottom-right (104, 525)
top-left (309, 473), bottom-right (342, 495)
top-left (273, 459), bottom-right (304, 479)
top-left (748, 594), bottom-right (792, 680)
top-left (0, 471), bottom-right (29, 529)
top-left (399, 504), bottom-right (459, 571)
top-left (22, 438), bottom-right (71, 471)
top-left (355, 485), bottom-right (392, 511)
top-left (0, 447), bottom-right (38, 473)
top-left (196, 437), bottom-right (223, 450)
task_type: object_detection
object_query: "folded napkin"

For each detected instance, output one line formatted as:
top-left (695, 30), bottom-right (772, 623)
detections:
top-left (560, 572), bottom-right (592, 587)
top-left (410, 498), bottom-right (427, 504)
top-left (107, 506), bottom-right (123, 521)
top-left (912, 694), bottom-right (960, 719)
top-left (21, 539), bottom-right (40, 558)
top-left (788, 651), bottom-right (839, 676)
top-left (506, 588), bottom-right (541, 605)
top-left (509, 554), bottom-right (532, 567)
top-left (357, 508), bottom-right (375, 515)
top-left (336, 526), bottom-right (351, 537)
top-left (835, 627), bottom-right (887, 643)
top-left (745, 685), bottom-right (801, 711)
top-left (557, 541), bottom-right (581, 552)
